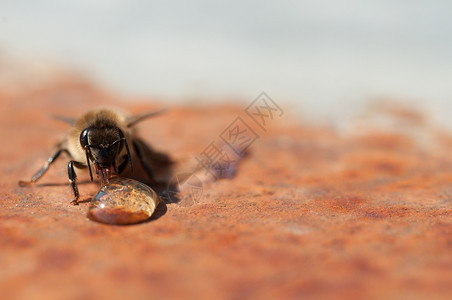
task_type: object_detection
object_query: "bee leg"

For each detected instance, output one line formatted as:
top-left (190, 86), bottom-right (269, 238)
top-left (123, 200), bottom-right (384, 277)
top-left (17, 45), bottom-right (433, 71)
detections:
top-left (19, 149), bottom-right (69, 186)
top-left (68, 160), bottom-right (86, 205)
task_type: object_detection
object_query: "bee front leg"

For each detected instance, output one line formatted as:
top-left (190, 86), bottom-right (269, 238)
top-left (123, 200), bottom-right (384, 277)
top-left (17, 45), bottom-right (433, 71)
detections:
top-left (68, 161), bottom-right (86, 205)
top-left (19, 149), bottom-right (69, 186)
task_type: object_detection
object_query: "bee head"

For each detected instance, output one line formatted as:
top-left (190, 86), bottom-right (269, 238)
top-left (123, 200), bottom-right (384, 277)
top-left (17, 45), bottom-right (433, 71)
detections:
top-left (80, 127), bottom-right (133, 181)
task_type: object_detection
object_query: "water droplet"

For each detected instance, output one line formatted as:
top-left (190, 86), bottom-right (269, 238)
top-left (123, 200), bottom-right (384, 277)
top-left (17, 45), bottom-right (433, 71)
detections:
top-left (87, 177), bottom-right (159, 225)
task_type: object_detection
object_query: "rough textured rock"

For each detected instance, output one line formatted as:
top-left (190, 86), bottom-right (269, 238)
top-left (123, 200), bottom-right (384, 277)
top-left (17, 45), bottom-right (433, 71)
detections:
top-left (0, 75), bottom-right (451, 299)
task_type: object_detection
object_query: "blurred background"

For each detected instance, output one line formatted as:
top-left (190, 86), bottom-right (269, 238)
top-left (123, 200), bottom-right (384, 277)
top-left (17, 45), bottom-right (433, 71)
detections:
top-left (0, 0), bottom-right (451, 125)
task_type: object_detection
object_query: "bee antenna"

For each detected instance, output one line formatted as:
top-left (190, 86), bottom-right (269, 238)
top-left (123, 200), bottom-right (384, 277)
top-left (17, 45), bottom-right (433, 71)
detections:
top-left (113, 160), bottom-right (119, 174)
top-left (118, 129), bottom-right (133, 174)
top-left (85, 147), bottom-right (94, 181)
top-left (124, 138), bottom-right (133, 174)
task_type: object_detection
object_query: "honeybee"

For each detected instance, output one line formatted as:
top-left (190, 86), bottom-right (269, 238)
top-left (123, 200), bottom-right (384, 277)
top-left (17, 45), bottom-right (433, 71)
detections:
top-left (19, 108), bottom-right (169, 205)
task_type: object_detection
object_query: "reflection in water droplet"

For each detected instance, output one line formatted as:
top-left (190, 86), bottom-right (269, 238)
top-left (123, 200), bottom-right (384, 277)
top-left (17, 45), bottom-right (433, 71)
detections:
top-left (87, 177), bottom-right (159, 225)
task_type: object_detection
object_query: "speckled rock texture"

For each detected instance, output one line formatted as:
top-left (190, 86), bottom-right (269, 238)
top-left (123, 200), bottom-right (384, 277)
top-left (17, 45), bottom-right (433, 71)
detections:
top-left (0, 75), bottom-right (451, 299)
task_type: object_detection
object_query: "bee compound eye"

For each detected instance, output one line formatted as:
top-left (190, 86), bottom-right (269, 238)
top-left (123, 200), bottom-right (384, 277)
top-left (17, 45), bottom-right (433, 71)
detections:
top-left (80, 128), bottom-right (90, 148)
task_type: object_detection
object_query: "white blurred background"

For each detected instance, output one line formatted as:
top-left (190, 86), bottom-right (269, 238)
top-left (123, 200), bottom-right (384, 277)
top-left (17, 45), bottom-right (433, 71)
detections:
top-left (1, 0), bottom-right (451, 124)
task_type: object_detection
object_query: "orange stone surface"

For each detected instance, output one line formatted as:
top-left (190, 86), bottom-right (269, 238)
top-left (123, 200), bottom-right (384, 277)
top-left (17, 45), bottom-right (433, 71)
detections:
top-left (0, 74), bottom-right (451, 299)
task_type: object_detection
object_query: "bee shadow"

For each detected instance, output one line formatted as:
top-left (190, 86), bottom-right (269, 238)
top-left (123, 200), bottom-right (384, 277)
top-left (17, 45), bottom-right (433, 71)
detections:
top-left (124, 138), bottom-right (183, 205)
top-left (143, 201), bottom-right (167, 223)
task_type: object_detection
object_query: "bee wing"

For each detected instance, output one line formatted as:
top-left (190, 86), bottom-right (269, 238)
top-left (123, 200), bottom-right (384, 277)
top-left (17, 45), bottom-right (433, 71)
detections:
top-left (51, 115), bottom-right (77, 126)
top-left (127, 108), bottom-right (168, 127)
